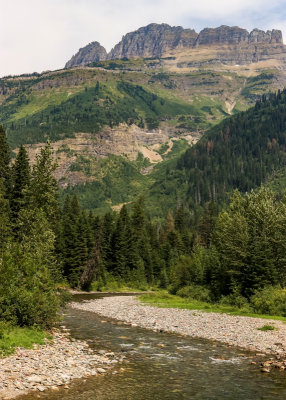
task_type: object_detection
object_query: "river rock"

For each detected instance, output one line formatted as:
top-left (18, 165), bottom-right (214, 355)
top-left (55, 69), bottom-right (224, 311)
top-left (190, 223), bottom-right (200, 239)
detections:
top-left (0, 330), bottom-right (120, 399)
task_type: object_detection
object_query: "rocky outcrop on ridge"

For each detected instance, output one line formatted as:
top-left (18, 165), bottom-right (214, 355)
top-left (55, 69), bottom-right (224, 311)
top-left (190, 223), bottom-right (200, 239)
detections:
top-left (65, 41), bottom-right (107, 68)
top-left (108, 23), bottom-right (198, 59)
top-left (195, 25), bottom-right (282, 46)
top-left (65, 23), bottom-right (285, 68)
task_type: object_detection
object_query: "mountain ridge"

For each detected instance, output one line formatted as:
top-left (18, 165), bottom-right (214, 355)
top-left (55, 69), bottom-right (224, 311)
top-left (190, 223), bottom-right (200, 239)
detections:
top-left (65, 23), bottom-right (285, 68)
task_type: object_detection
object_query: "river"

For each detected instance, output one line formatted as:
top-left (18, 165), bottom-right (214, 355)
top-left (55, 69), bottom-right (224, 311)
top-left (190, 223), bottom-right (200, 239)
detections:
top-left (20, 293), bottom-right (286, 399)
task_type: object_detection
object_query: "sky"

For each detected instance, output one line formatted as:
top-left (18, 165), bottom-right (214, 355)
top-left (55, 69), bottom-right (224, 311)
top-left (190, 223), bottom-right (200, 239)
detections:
top-left (1, 0), bottom-right (286, 77)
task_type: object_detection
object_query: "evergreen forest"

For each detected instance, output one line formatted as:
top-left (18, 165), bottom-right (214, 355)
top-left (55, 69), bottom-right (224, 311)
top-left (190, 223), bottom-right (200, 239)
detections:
top-left (1, 90), bottom-right (286, 333)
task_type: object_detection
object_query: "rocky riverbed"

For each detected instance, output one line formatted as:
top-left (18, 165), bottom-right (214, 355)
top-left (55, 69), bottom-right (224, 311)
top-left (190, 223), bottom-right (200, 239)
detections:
top-left (71, 296), bottom-right (286, 358)
top-left (0, 330), bottom-right (122, 399)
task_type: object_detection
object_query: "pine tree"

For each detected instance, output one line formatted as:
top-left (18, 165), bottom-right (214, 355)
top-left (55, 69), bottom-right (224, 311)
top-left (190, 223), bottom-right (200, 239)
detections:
top-left (132, 196), bottom-right (145, 239)
top-left (112, 205), bottom-right (134, 278)
top-left (0, 180), bottom-right (10, 254)
top-left (100, 212), bottom-right (115, 273)
top-left (0, 125), bottom-right (12, 196)
top-left (198, 202), bottom-right (217, 248)
top-left (62, 195), bottom-right (81, 286)
top-left (10, 145), bottom-right (30, 223)
top-left (27, 141), bottom-right (58, 223)
top-left (80, 215), bottom-right (105, 289)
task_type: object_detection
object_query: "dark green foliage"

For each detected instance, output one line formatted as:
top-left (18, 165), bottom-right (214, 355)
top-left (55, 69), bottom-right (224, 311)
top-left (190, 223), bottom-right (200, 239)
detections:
top-left (1, 209), bottom-right (60, 326)
top-left (0, 125), bottom-right (12, 195)
top-left (26, 142), bottom-right (58, 221)
top-left (211, 188), bottom-right (286, 297)
top-left (250, 286), bottom-right (286, 316)
top-left (60, 194), bottom-right (97, 287)
top-left (0, 131), bottom-right (64, 328)
top-left (10, 145), bottom-right (30, 223)
top-left (0, 181), bottom-right (11, 253)
top-left (147, 90), bottom-right (286, 212)
top-left (178, 90), bottom-right (286, 204)
top-left (79, 198), bottom-right (167, 289)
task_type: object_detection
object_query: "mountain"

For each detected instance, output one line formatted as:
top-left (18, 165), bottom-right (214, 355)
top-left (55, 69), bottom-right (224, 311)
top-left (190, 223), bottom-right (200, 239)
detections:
top-left (2, 23), bottom-right (286, 214)
top-left (65, 42), bottom-right (107, 68)
top-left (108, 23), bottom-right (198, 59)
top-left (65, 23), bottom-right (286, 68)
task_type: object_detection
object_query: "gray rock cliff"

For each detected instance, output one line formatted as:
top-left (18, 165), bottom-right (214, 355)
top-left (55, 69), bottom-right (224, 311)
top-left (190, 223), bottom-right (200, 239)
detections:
top-left (108, 23), bottom-right (198, 59)
top-left (65, 24), bottom-right (284, 68)
top-left (65, 41), bottom-right (107, 68)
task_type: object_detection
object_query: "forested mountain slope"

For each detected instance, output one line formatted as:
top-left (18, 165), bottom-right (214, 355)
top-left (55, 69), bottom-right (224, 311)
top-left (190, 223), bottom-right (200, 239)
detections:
top-left (147, 90), bottom-right (286, 214)
top-left (1, 39), bottom-right (286, 214)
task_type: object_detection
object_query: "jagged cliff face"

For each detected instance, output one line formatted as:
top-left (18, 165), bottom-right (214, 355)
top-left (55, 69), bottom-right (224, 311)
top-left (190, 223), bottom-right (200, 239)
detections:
top-left (65, 41), bottom-right (107, 68)
top-left (195, 26), bottom-right (282, 46)
top-left (108, 23), bottom-right (198, 59)
top-left (65, 24), bottom-right (285, 68)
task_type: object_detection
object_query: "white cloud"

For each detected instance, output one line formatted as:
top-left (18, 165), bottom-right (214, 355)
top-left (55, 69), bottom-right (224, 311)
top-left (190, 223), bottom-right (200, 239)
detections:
top-left (0, 0), bottom-right (285, 77)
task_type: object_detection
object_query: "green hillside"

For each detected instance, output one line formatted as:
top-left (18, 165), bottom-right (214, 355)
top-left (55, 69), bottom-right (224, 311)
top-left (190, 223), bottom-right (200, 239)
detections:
top-left (145, 90), bottom-right (286, 214)
top-left (3, 80), bottom-right (198, 148)
top-left (62, 139), bottom-right (190, 214)
top-left (0, 64), bottom-right (278, 149)
top-left (0, 62), bottom-right (285, 218)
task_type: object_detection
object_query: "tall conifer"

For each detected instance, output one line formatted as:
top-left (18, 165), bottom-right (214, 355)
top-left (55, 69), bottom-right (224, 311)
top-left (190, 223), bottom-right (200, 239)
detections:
top-left (0, 125), bottom-right (11, 196)
top-left (11, 145), bottom-right (30, 222)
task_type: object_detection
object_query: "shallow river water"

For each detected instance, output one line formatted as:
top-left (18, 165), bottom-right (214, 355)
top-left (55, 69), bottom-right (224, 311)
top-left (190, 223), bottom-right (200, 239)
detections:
top-left (20, 293), bottom-right (286, 399)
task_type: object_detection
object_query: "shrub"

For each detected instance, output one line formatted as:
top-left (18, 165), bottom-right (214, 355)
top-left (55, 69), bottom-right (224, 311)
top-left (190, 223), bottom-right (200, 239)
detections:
top-left (177, 284), bottom-right (211, 302)
top-left (0, 321), bottom-right (11, 340)
top-left (219, 293), bottom-right (252, 313)
top-left (250, 286), bottom-right (286, 316)
top-left (169, 250), bottom-right (206, 294)
top-left (0, 245), bottom-right (60, 328)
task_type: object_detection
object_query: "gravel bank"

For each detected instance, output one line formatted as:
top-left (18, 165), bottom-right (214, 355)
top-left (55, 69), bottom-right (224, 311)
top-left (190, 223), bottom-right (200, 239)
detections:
top-left (72, 296), bottom-right (286, 356)
top-left (0, 330), bottom-right (121, 399)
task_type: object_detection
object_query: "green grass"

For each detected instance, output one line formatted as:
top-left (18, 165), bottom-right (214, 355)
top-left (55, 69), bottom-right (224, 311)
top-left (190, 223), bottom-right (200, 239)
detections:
top-left (139, 292), bottom-right (286, 321)
top-left (257, 325), bottom-right (277, 331)
top-left (0, 326), bottom-right (50, 357)
top-left (10, 89), bottom-right (82, 121)
top-left (90, 283), bottom-right (152, 293)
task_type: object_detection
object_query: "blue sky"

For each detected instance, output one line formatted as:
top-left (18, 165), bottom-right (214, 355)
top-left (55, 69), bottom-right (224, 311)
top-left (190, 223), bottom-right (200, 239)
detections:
top-left (1, 0), bottom-right (286, 77)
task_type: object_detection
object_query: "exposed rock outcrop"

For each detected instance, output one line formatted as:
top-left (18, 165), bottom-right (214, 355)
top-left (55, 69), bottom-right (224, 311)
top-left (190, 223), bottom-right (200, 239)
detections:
top-left (195, 25), bottom-right (248, 46)
top-left (195, 25), bottom-right (283, 46)
top-left (19, 125), bottom-right (201, 187)
top-left (65, 41), bottom-right (107, 68)
top-left (65, 23), bottom-right (285, 69)
top-left (108, 23), bottom-right (198, 59)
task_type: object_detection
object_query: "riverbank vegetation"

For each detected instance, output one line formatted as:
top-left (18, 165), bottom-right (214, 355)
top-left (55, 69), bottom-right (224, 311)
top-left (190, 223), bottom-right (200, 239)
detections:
top-left (0, 126), bottom-right (70, 354)
top-left (139, 292), bottom-right (286, 321)
top-left (0, 323), bottom-right (49, 356)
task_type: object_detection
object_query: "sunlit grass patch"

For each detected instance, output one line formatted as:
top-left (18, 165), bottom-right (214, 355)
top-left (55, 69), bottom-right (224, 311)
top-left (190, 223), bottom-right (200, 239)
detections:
top-left (139, 292), bottom-right (286, 322)
top-left (0, 325), bottom-right (50, 357)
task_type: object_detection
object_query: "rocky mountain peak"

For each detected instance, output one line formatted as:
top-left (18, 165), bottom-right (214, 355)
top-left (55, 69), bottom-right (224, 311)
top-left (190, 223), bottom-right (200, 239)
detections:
top-left (195, 25), bottom-right (283, 46)
top-left (65, 41), bottom-right (107, 69)
top-left (195, 25), bottom-right (249, 46)
top-left (108, 23), bottom-right (198, 59)
top-left (65, 23), bottom-right (284, 68)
